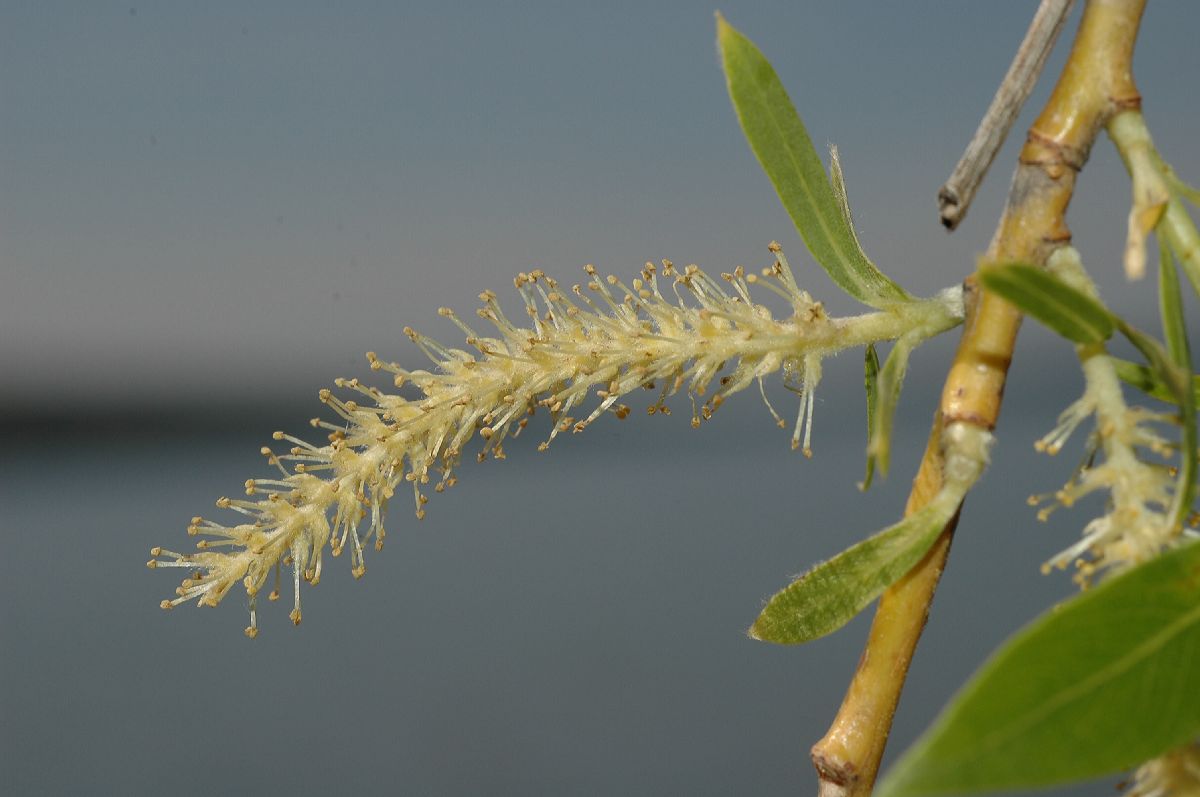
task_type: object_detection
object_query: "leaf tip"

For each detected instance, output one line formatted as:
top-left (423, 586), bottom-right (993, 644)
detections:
top-left (747, 607), bottom-right (773, 642)
top-left (715, 11), bottom-right (735, 48)
top-left (748, 607), bottom-right (791, 644)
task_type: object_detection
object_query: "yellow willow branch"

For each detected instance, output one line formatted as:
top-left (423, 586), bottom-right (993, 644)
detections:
top-left (810, 2), bottom-right (1147, 795)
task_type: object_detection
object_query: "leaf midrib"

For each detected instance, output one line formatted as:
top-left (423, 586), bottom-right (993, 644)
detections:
top-left (728, 40), bottom-right (903, 304)
top-left (943, 597), bottom-right (1200, 775)
top-left (741, 62), bottom-right (858, 293)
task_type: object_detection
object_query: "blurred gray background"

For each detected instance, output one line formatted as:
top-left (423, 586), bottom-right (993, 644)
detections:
top-left (3, 2), bottom-right (1198, 794)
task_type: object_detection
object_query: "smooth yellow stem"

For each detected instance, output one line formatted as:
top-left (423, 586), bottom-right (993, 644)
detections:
top-left (811, 2), bottom-right (1147, 795)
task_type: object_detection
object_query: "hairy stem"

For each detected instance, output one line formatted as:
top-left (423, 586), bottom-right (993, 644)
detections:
top-left (811, 2), bottom-right (1147, 795)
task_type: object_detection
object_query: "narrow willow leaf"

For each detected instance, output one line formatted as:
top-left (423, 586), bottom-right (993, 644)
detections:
top-left (979, 263), bottom-right (1114, 344)
top-left (1158, 245), bottom-right (1197, 529)
top-left (877, 539), bottom-right (1200, 797)
top-left (828, 146), bottom-right (855, 230)
top-left (867, 333), bottom-right (918, 479)
top-left (1108, 357), bottom-right (1195, 405)
top-left (1165, 164), bottom-right (1200, 207)
top-left (750, 490), bottom-right (958, 644)
top-left (1112, 358), bottom-right (1200, 405)
top-left (717, 16), bottom-right (910, 308)
top-left (1160, 246), bottom-right (1191, 366)
top-left (1162, 199), bottom-right (1200, 300)
top-left (829, 144), bottom-right (881, 280)
top-left (860, 343), bottom-right (880, 491)
top-left (1116, 319), bottom-right (1190, 401)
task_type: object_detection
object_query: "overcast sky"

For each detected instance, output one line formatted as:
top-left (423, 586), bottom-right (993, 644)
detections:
top-left (4, 1), bottom-right (1198, 412)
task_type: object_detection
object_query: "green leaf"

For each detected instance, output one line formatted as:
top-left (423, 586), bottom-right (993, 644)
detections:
top-left (1111, 358), bottom-right (1200, 405)
top-left (717, 16), bottom-right (910, 308)
top-left (1160, 199), bottom-right (1200, 300)
top-left (877, 538), bottom-right (1200, 797)
top-left (828, 144), bottom-right (882, 281)
top-left (1165, 164), bottom-right (1200, 207)
top-left (1160, 246), bottom-right (1191, 368)
top-left (860, 343), bottom-right (880, 491)
top-left (979, 263), bottom-right (1114, 344)
top-left (750, 490), bottom-right (959, 644)
top-left (1115, 319), bottom-right (1190, 401)
top-left (1158, 244), bottom-right (1197, 531)
top-left (867, 332), bottom-right (918, 479)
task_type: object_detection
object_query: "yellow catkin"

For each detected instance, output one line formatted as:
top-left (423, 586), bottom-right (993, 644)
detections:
top-left (150, 246), bottom-right (962, 635)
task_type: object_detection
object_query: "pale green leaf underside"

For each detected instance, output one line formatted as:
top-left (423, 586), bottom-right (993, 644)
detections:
top-left (877, 539), bottom-right (1200, 797)
top-left (860, 344), bottom-right (880, 491)
top-left (868, 333), bottom-right (918, 480)
top-left (979, 263), bottom-right (1114, 344)
top-left (717, 17), bottom-right (910, 308)
top-left (749, 491), bottom-right (959, 644)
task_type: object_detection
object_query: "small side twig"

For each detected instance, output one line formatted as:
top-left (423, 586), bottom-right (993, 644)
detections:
top-left (937, 0), bottom-right (1076, 230)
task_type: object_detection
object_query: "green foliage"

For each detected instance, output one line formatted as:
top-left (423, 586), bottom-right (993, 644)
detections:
top-left (749, 489), bottom-right (960, 644)
top-left (877, 539), bottom-right (1200, 797)
top-left (985, 256), bottom-right (1195, 529)
top-left (979, 263), bottom-right (1114, 344)
top-left (828, 144), bottom-right (883, 283)
top-left (867, 332), bottom-right (919, 480)
top-left (1162, 198), bottom-right (1200, 300)
top-left (717, 16), bottom-right (911, 308)
top-left (860, 344), bottom-right (880, 490)
top-left (718, 15), bottom-right (965, 489)
top-left (1166, 165), bottom-right (1200, 207)
top-left (1157, 244), bottom-right (1197, 530)
top-left (1115, 318), bottom-right (1191, 405)
top-left (1111, 358), bottom-right (1200, 405)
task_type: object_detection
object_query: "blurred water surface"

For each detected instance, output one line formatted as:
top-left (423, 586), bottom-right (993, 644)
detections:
top-left (1, 365), bottom-right (1119, 795)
